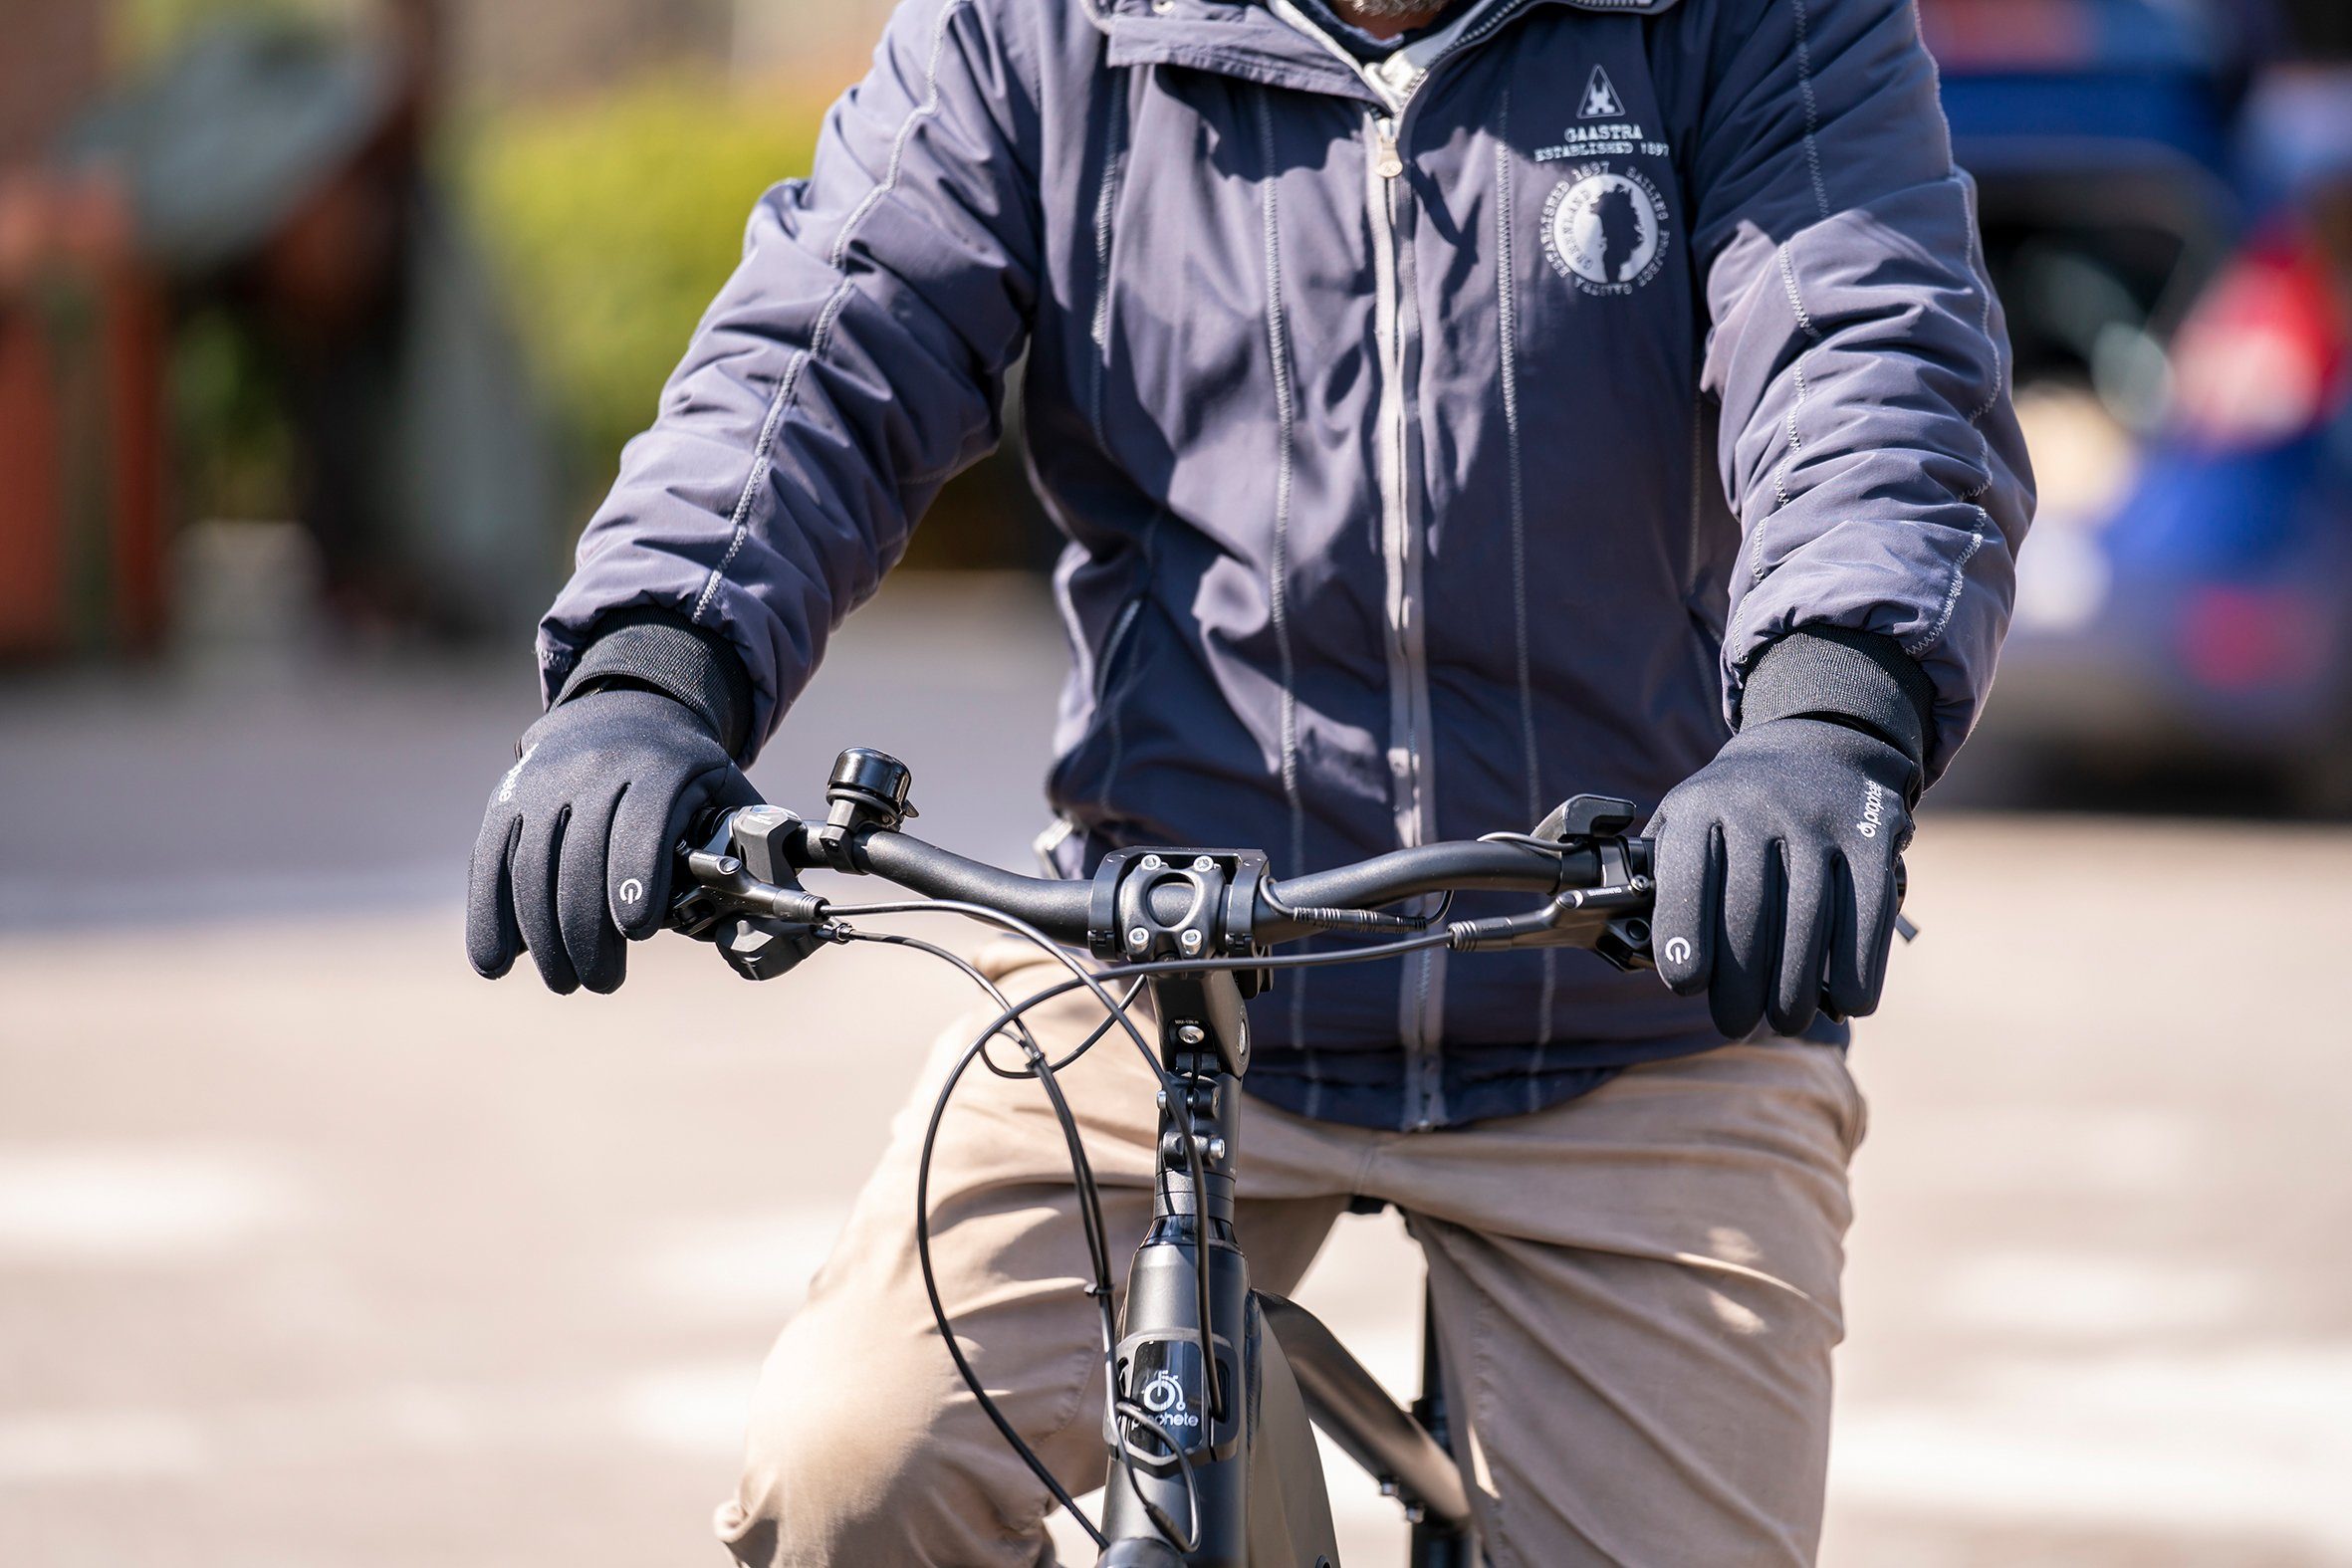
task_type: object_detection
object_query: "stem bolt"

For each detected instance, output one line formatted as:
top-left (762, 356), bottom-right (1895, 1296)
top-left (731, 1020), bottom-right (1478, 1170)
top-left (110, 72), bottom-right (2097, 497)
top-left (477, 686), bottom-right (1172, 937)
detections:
top-left (1127, 926), bottom-right (1150, 951)
top-left (1141, 854), bottom-right (1165, 870)
top-left (1179, 929), bottom-right (1204, 955)
top-left (1176, 1023), bottom-right (1205, 1046)
top-left (1192, 856), bottom-right (1216, 872)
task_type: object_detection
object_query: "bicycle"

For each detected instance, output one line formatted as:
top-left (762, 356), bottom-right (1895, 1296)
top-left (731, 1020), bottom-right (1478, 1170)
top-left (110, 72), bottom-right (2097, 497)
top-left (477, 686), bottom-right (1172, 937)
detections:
top-left (665, 747), bottom-right (1877, 1568)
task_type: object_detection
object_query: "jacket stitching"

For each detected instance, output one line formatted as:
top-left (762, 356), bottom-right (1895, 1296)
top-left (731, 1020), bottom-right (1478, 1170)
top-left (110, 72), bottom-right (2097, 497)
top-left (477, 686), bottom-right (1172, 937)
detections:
top-left (1094, 581), bottom-right (1145, 815)
top-left (1746, 0), bottom-right (1830, 645)
top-left (1687, 383), bottom-right (1708, 587)
top-left (1905, 521), bottom-right (1985, 658)
top-left (1790, 0), bottom-right (1831, 222)
top-left (1768, 245), bottom-right (1822, 545)
top-left (1255, 87), bottom-right (1314, 1102)
top-left (1730, 235), bottom-right (1820, 651)
top-left (1774, 244), bottom-right (1820, 340)
top-left (1908, 180), bottom-right (2003, 661)
top-left (1762, 246), bottom-right (1815, 548)
top-left (1958, 190), bottom-right (2002, 501)
top-left (1894, 25), bottom-right (2000, 674)
top-left (1494, 94), bottom-right (1556, 1081)
top-left (690, 0), bottom-right (972, 626)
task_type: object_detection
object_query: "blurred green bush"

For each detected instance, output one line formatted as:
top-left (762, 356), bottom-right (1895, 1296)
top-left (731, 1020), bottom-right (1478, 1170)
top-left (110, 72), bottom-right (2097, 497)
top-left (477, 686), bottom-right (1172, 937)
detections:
top-left (116, 0), bottom-right (360, 61)
top-left (461, 76), bottom-right (822, 495)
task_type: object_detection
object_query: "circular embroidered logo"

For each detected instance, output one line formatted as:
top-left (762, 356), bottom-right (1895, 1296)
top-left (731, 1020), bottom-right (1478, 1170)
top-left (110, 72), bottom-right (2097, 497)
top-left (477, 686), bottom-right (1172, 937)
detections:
top-left (1543, 167), bottom-right (1671, 296)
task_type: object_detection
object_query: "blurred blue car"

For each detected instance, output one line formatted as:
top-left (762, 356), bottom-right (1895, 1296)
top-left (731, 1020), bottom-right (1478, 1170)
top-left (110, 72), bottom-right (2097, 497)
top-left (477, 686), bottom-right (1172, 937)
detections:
top-left (1928, 0), bottom-right (2352, 807)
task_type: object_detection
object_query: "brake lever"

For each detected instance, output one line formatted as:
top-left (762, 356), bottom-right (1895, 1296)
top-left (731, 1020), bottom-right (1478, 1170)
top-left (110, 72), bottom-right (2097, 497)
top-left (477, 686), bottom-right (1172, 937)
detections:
top-left (1460, 796), bottom-right (1919, 1031)
top-left (664, 805), bottom-right (832, 982)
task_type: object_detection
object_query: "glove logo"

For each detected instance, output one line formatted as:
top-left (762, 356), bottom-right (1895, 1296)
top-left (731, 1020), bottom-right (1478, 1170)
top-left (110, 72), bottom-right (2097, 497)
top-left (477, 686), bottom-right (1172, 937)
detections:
top-left (1663, 936), bottom-right (1693, 968)
top-left (497, 744), bottom-right (538, 804)
top-left (1856, 780), bottom-right (1885, 840)
top-left (618, 878), bottom-right (644, 907)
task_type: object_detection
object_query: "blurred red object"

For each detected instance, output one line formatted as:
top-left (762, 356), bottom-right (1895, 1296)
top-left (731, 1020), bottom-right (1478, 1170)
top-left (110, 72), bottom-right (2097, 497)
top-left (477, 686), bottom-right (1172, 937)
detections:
top-left (2170, 222), bottom-right (2352, 450)
top-left (2180, 582), bottom-right (2332, 690)
top-left (0, 175), bottom-right (170, 659)
top-left (1918, 0), bottom-right (2095, 70)
top-left (0, 0), bottom-right (105, 167)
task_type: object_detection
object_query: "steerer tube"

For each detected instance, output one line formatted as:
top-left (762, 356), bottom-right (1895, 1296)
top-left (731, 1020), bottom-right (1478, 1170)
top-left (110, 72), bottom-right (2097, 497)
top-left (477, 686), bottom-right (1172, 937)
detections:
top-left (1097, 971), bottom-right (1255, 1565)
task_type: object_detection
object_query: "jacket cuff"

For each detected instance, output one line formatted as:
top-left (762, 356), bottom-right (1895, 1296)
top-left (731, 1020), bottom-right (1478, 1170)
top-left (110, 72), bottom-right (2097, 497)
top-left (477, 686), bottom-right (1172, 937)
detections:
top-left (555, 609), bottom-right (755, 758)
top-left (1740, 627), bottom-right (1937, 780)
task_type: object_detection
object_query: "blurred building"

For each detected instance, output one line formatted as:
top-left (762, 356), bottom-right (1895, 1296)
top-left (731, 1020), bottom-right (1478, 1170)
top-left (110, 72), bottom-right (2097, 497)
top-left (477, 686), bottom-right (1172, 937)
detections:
top-left (3, 0), bottom-right (568, 657)
top-left (0, 1), bottom-right (107, 164)
top-left (447, 0), bottom-right (889, 100)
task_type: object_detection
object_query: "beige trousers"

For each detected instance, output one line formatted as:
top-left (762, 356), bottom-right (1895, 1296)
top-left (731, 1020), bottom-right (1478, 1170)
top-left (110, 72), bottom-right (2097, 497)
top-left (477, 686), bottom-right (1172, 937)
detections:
top-left (718, 942), bottom-right (1865, 1567)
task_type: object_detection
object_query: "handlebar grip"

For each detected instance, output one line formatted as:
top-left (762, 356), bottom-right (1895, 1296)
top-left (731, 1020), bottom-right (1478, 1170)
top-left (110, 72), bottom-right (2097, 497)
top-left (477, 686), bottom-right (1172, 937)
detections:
top-left (678, 806), bottom-right (1096, 944)
top-left (854, 830), bottom-right (1093, 938)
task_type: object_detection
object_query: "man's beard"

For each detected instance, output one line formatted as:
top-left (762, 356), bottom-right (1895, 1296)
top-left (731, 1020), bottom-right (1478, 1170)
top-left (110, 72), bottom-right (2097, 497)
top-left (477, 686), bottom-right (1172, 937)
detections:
top-left (1336, 0), bottom-right (1456, 19)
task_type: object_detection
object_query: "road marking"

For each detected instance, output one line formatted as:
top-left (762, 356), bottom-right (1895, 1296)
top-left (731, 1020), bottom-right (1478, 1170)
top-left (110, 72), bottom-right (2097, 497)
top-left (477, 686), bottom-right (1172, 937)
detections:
top-left (640, 1211), bottom-right (850, 1321)
top-left (1938, 1250), bottom-right (2254, 1338)
top-left (0, 1362), bottom-right (762, 1485)
top-left (1831, 1343), bottom-right (2352, 1553)
top-left (0, 1148), bottom-right (303, 1264)
top-left (1889, 1105), bottom-right (2201, 1197)
top-left (0, 1409), bottom-right (209, 1482)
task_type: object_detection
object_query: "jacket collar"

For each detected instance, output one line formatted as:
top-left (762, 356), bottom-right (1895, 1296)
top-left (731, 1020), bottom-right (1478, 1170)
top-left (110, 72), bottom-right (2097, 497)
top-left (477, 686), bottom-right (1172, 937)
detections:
top-left (1094, 0), bottom-right (1680, 105)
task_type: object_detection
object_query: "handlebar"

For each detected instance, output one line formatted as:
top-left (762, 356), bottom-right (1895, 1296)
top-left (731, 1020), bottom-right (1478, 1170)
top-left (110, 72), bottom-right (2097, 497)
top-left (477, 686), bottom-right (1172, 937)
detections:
top-left (852, 825), bottom-right (1096, 937)
top-left (665, 749), bottom-right (1668, 985)
top-left (698, 815), bottom-right (1634, 946)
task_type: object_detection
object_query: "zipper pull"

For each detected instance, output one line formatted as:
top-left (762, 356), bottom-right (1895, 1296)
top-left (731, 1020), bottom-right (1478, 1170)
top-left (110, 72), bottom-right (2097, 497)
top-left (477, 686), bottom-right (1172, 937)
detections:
top-left (1374, 121), bottom-right (1403, 180)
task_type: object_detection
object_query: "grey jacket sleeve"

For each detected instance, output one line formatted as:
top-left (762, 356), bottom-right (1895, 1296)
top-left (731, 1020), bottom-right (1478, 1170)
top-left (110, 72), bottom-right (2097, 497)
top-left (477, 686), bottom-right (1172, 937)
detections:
top-left (1690, 0), bottom-right (2034, 784)
top-left (536, 0), bottom-right (1043, 756)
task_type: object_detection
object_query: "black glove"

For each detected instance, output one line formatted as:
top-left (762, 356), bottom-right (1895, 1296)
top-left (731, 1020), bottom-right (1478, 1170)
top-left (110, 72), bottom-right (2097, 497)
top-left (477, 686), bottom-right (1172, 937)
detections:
top-left (1646, 629), bottom-right (1933, 1040)
top-left (467, 688), bottom-right (759, 993)
top-left (467, 614), bottom-right (761, 994)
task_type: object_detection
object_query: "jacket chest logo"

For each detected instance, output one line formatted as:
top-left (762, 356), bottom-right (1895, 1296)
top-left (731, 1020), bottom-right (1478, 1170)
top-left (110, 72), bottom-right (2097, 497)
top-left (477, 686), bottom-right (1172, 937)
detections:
top-left (1542, 165), bottom-right (1672, 297)
top-left (1578, 66), bottom-right (1625, 120)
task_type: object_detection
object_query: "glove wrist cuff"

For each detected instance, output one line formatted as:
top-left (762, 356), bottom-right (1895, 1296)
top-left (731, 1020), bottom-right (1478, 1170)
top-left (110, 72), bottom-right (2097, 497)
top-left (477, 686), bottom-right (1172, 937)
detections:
top-left (1741, 628), bottom-right (1935, 782)
top-left (556, 611), bottom-right (754, 757)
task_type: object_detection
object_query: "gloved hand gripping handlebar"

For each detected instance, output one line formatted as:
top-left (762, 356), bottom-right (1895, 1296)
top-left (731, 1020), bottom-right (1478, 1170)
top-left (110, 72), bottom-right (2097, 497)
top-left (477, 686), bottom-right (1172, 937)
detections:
top-left (662, 749), bottom-right (1728, 985)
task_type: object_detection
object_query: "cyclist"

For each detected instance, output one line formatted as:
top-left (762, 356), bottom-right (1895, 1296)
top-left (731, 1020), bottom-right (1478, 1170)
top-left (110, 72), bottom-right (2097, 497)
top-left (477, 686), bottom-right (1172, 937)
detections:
top-left (467, 0), bottom-right (2031, 1561)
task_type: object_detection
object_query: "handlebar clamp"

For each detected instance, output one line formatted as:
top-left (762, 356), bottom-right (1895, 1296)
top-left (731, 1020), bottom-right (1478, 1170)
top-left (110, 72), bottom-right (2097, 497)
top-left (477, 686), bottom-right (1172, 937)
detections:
top-left (1086, 847), bottom-right (1272, 1075)
top-left (1087, 849), bottom-right (1271, 971)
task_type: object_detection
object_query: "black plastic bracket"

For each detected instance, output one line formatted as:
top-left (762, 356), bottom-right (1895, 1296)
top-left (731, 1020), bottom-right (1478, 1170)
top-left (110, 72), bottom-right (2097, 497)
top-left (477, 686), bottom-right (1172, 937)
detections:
top-left (1530, 793), bottom-right (1655, 972)
top-left (666, 804), bottom-right (827, 981)
top-left (1532, 792), bottom-right (1642, 841)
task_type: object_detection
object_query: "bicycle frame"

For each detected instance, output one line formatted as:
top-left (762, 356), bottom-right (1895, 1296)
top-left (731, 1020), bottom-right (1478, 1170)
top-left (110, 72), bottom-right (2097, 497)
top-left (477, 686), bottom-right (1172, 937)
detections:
top-left (1096, 960), bottom-right (1473, 1568)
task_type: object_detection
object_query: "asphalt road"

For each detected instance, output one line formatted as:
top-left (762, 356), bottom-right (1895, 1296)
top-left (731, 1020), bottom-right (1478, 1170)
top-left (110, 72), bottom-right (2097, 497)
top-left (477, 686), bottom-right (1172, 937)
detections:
top-left (3, 575), bottom-right (2349, 1566)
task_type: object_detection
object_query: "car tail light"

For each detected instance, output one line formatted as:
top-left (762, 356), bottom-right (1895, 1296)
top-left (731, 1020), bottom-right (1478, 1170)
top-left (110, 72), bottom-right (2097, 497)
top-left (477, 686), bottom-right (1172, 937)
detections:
top-left (1918, 0), bottom-right (2094, 71)
top-left (2179, 583), bottom-right (2330, 691)
top-left (2169, 225), bottom-right (2352, 451)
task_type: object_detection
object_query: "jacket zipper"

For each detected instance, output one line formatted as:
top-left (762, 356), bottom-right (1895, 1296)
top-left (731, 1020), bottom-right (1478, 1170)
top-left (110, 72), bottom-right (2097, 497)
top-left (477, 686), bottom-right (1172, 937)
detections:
top-left (1364, 108), bottom-right (1449, 1129)
top-left (1284, 5), bottom-right (1524, 1130)
top-left (1363, 118), bottom-right (1419, 863)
